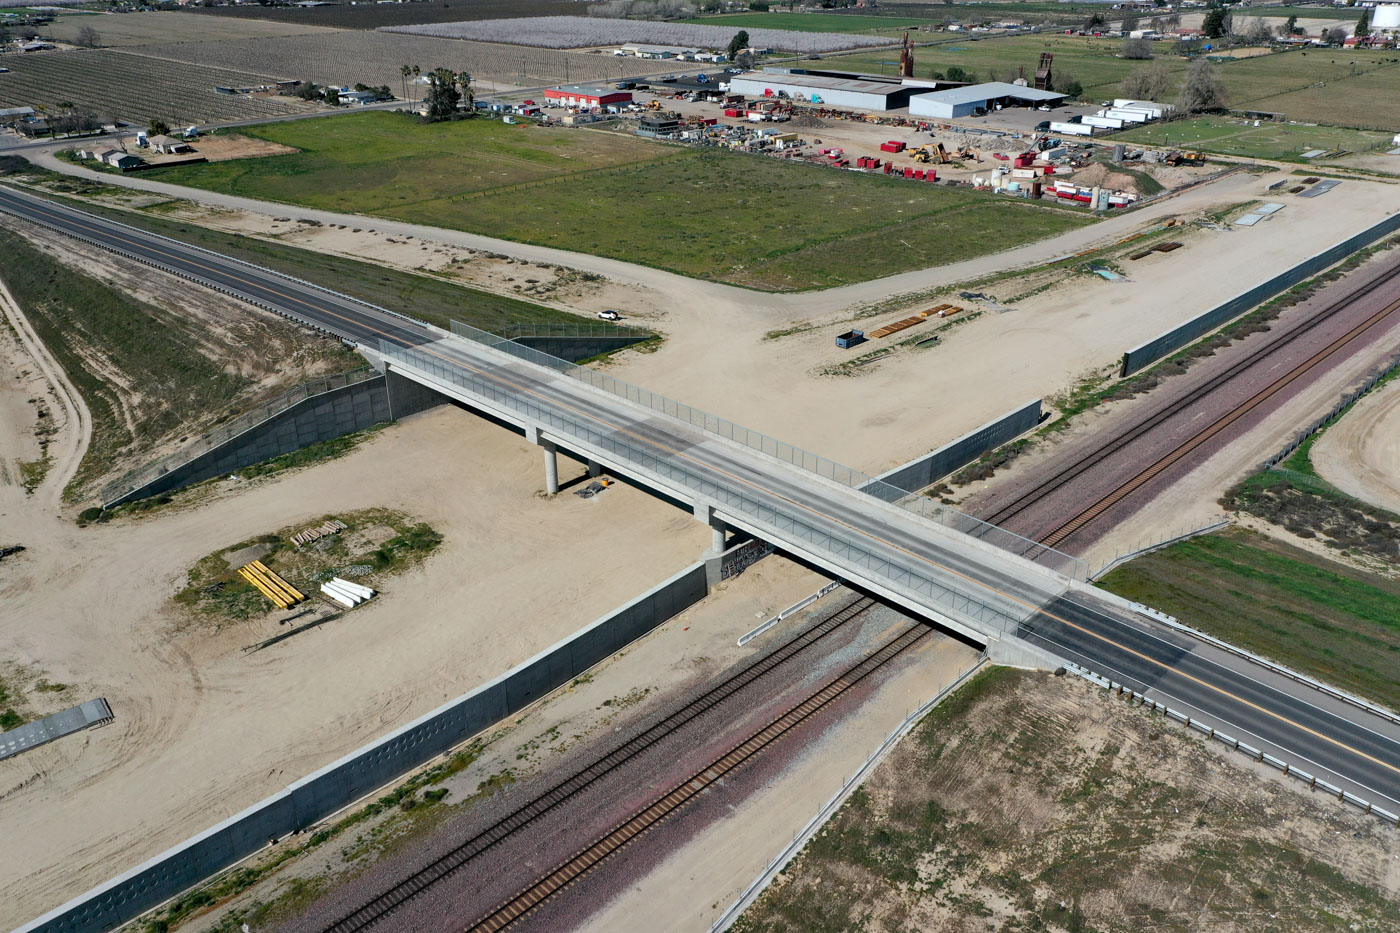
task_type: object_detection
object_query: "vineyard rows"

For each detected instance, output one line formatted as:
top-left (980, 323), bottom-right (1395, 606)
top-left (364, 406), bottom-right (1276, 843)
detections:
top-left (382, 15), bottom-right (898, 53)
top-left (124, 31), bottom-right (667, 91)
top-left (0, 50), bottom-right (310, 126)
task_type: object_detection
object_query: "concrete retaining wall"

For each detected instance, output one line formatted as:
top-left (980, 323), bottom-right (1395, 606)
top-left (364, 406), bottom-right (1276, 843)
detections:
top-left (105, 369), bottom-right (441, 508)
top-left (18, 561), bottom-right (710, 933)
top-left (874, 399), bottom-right (1043, 492)
top-left (1120, 211), bottom-right (1400, 377)
top-left (512, 335), bottom-right (650, 362)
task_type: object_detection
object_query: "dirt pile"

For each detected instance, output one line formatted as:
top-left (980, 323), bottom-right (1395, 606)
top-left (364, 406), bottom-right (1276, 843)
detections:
top-left (1070, 161), bottom-right (1140, 194)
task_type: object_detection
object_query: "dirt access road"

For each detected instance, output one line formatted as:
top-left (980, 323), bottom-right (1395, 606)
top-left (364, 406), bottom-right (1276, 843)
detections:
top-left (1312, 374), bottom-right (1400, 515)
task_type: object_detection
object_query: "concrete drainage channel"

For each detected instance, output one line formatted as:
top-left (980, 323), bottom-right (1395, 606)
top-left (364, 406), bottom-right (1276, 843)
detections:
top-left (1061, 661), bottom-right (1400, 827)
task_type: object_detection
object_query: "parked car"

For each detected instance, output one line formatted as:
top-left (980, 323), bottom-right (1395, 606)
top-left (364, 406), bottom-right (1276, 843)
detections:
top-left (597, 309), bottom-right (622, 321)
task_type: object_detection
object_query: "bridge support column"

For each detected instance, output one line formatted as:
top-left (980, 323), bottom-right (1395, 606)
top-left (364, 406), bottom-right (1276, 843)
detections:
top-left (587, 459), bottom-right (603, 478)
top-left (543, 442), bottom-right (559, 495)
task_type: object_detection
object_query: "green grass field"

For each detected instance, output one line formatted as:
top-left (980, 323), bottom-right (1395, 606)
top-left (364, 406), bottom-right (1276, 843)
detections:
top-left (810, 33), bottom-right (1187, 90)
top-left (157, 113), bottom-right (677, 215)
top-left (149, 113), bottom-right (1095, 291)
top-left (1099, 529), bottom-right (1400, 709)
top-left (807, 38), bottom-right (1400, 129)
top-left (1114, 116), bottom-right (1393, 160)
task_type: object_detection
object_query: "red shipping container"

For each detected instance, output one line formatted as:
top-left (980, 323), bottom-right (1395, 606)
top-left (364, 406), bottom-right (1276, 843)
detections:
top-left (883, 163), bottom-right (892, 174)
top-left (925, 169), bottom-right (937, 182)
top-left (913, 169), bottom-right (925, 180)
top-left (903, 167), bottom-right (913, 178)
top-left (724, 108), bottom-right (741, 117)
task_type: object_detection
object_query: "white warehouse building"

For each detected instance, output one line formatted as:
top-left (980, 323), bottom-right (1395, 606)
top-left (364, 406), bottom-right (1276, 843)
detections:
top-left (909, 82), bottom-right (1067, 119)
top-left (726, 72), bottom-right (918, 111)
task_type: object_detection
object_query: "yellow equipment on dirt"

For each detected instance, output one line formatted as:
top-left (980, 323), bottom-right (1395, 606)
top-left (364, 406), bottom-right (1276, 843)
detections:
top-left (644, 99), bottom-right (663, 111)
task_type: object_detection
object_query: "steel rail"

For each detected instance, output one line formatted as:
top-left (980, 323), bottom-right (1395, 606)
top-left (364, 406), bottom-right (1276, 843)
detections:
top-left (1039, 289), bottom-right (1400, 548)
top-left (464, 624), bottom-right (931, 933)
top-left (979, 259), bottom-right (1400, 530)
top-left (320, 595), bottom-right (879, 933)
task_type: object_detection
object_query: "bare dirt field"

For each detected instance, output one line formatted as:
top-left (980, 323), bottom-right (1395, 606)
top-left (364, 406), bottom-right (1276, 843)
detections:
top-left (1312, 375), bottom-right (1400, 516)
top-left (0, 398), bottom-right (711, 928)
top-left (733, 666), bottom-right (1400, 933)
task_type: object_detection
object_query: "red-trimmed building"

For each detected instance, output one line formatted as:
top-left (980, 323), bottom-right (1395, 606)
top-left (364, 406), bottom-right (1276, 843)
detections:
top-left (543, 85), bottom-right (633, 109)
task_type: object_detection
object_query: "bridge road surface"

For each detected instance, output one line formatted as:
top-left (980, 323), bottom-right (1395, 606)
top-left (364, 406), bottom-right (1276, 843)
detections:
top-left (3, 183), bottom-right (1398, 816)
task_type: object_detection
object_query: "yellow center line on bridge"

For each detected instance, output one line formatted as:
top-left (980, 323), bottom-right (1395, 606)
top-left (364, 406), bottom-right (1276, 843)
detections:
top-left (23, 192), bottom-right (1400, 781)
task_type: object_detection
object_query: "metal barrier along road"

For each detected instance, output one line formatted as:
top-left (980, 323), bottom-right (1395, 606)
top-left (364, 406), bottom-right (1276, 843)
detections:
top-left (445, 320), bottom-right (1086, 583)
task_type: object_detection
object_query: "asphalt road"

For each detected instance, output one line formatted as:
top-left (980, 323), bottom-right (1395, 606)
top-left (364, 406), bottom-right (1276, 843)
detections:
top-left (2, 183), bottom-right (1397, 815)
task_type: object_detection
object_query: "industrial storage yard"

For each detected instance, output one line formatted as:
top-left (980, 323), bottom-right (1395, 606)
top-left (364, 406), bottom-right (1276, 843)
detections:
top-left (2, 4), bottom-right (1400, 933)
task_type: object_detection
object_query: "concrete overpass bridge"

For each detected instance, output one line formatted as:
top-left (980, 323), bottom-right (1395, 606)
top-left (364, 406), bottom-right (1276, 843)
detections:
top-left (3, 183), bottom-right (1397, 820)
top-left (370, 322), bottom-right (1082, 653)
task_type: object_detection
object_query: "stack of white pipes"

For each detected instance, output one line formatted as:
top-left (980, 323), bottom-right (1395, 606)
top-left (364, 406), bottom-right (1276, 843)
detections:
top-left (320, 577), bottom-right (377, 608)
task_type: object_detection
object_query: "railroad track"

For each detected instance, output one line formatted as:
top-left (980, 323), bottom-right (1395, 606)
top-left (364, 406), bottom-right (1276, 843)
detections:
top-left (979, 257), bottom-right (1400, 540)
top-left (1037, 282), bottom-right (1400, 548)
top-left (320, 594), bottom-right (879, 933)
top-left (465, 623), bottom-right (931, 933)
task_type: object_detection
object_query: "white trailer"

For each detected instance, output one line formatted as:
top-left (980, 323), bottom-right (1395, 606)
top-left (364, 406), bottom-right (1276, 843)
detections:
top-left (1050, 120), bottom-right (1095, 137)
top-left (1106, 108), bottom-right (1152, 123)
top-left (1082, 115), bottom-right (1124, 130)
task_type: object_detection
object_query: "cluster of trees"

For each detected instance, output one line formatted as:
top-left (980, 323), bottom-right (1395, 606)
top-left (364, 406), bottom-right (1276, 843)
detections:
top-left (422, 68), bottom-right (474, 122)
top-left (46, 101), bottom-right (100, 137)
top-left (1120, 58), bottom-right (1227, 113)
top-left (290, 81), bottom-right (392, 107)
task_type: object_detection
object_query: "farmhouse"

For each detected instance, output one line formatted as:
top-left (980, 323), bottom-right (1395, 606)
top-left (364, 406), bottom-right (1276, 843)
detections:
top-left (544, 85), bottom-right (633, 109)
top-left (147, 134), bottom-right (193, 154)
top-left (96, 149), bottom-right (143, 170)
top-left (338, 88), bottom-right (378, 106)
top-left (617, 43), bottom-right (704, 60)
top-left (909, 82), bottom-right (1067, 119)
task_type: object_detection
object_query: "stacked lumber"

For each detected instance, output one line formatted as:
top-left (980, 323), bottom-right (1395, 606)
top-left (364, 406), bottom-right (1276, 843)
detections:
top-left (292, 519), bottom-right (347, 549)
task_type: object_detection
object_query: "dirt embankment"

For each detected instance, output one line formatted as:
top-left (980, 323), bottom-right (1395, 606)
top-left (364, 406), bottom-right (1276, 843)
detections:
top-left (0, 217), bottom-right (361, 499)
top-left (735, 667), bottom-right (1400, 933)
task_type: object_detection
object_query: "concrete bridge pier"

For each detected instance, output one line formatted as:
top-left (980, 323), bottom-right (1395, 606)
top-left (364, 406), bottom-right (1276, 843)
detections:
top-left (526, 426), bottom-right (560, 494)
top-left (587, 459), bottom-right (603, 478)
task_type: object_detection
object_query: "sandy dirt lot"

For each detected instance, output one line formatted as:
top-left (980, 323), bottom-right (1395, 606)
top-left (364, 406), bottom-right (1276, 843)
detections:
top-left (0, 398), bottom-right (712, 928)
top-left (952, 245), bottom-right (1400, 573)
top-left (1312, 375), bottom-right (1400, 515)
top-left (173, 560), bottom-right (982, 933)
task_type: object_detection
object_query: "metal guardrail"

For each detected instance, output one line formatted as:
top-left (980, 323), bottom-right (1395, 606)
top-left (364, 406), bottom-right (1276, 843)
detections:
top-left (445, 319), bottom-right (1088, 582)
top-left (1261, 350), bottom-right (1400, 472)
top-left (1061, 661), bottom-right (1400, 827)
top-left (385, 339), bottom-right (1039, 636)
top-left (100, 367), bottom-right (379, 504)
top-left (1122, 603), bottom-right (1400, 728)
top-left (1090, 516), bottom-right (1231, 580)
top-left (708, 656), bottom-right (991, 932)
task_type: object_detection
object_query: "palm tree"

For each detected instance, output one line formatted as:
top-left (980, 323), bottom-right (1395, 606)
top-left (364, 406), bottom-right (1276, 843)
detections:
top-left (400, 64), bottom-right (411, 103)
top-left (411, 65), bottom-right (421, 107)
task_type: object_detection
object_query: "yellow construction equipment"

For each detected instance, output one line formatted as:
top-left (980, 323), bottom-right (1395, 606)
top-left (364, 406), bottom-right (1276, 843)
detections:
top-left (644, 99), bottom-right (663, 111)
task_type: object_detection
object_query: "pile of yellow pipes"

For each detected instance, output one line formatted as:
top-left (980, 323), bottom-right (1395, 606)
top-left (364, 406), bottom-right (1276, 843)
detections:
top-left (237, 560), bottom-right (305, 610)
